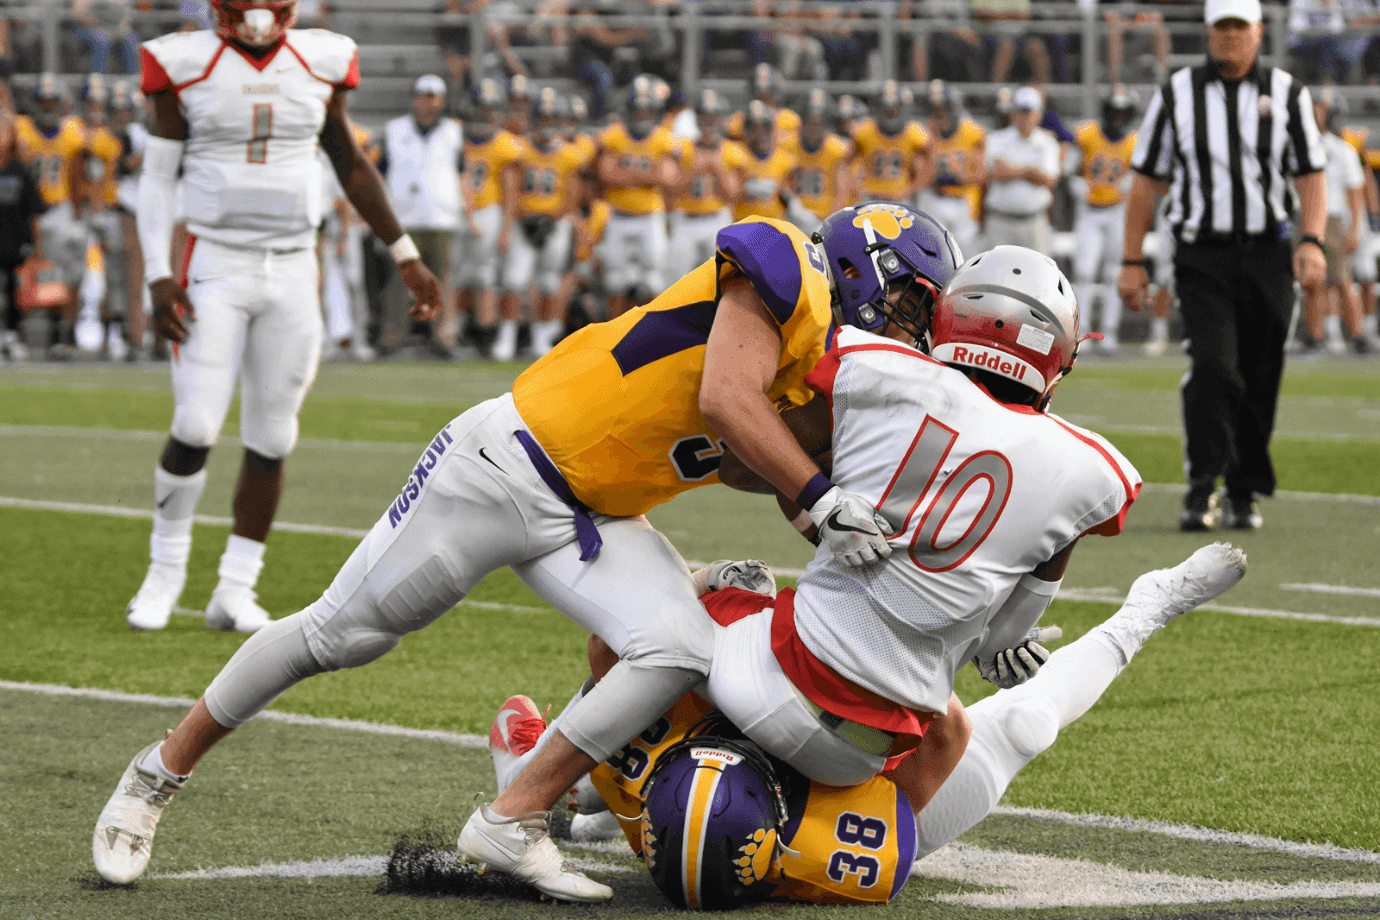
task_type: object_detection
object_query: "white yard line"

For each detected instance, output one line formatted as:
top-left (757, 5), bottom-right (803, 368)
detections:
top-left (917, 842), bottom-right (1380, 909)
top-left (150, 852), bottom-right (634, 881)
top-left (0, 423), bottom-right (420, 454)
top-left (1282, 582), bottom-right (1380, 599)
top-left (0, 495), bottom-right (371, 539)
top-left (1056, 587), bottom-right (1380, 628)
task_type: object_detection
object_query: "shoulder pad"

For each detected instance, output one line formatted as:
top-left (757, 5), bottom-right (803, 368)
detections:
top-left (140, 31), bottom-right (223, 92)
top-left (284, 29), bottom-right (360, 87)
top-left (716, 218), bottom-right (813, 327)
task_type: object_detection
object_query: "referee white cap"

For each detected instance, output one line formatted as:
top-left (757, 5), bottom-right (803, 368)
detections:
top-left (413, 74), bottom-right (447, 97)
top-left (1205, 0), bottom-right (1261, 25)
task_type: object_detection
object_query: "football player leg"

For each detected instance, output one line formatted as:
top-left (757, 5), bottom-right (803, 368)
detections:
top-left (127, 249), bottom-right (250, 632)
top-left (205, 247), bottom-right (323, 633)
top-left (530, 218), bottom-right (573, 357)
top-left (912, 543), bottom-right (1246, 857)
top-left (494, 228), bottom-right (536, 361)
top-left (1072, 205), bottom-right (1114, 353)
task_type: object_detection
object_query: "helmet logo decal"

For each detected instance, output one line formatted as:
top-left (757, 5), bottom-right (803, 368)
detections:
top-left (1016, 323), bottom-right (1055, 355)
top-left (852, 203), bottom-right (914, 241)
top-left (734, 827), bottom-right (778, 885)
top-left (931, 342), bottom-right (1048, 390)
top-left (640, 810), bottom-right (658, 869)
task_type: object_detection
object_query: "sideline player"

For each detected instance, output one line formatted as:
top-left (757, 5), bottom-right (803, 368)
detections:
top-left (505, 543), bottom-right (1244, 908)
top-left (790, 89), bottom-right (853, 232)
top-left (91, 207), bottom-right (953, 901)
top-left (1067, 86), bottom-right (1138, 354)
top-left (918, 80), bottom-right (984, 257)
top-left (667, 89), bottom-right (745, 283)
top-left (732, 101), bottom-right (797, 222)
top-left (493, 239), bottom-right (1142, 832)
top-left (123, 0), bottom-right (443, 634)
top-left (595, 74), bottom-right (680, 318)
top-left (851, 81), bottom-right (931, 205)
top-left (15, 74), bottom-right (87, 209)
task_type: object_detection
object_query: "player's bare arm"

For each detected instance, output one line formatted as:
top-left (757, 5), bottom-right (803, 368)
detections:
top-left (883, 692), bottom-right (971, 816)
top-left (700, 276), bottom-right (824, 502)
top-left (319, 89), bottom-right (440, 322)
top-left (144, 89), bottom-right (195, 343)
top-left (497, 160), bottom-right (520, 254)
top-left (719, 395), bottom-right (832, 494)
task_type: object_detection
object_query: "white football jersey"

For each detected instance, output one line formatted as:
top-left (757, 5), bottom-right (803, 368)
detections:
top-left (793, 326), bottom-right (1141, 715)
top-left (140, 29), bottom-right (360, 250)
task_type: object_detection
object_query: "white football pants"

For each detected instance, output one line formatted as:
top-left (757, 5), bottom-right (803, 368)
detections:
top-left (1072, 202), bottom-right (1127, 343)
top-left (667, 209), bottom-right (730, 283)
top-left (453, 204), bottom-right (504, 291)
top-left (601, 211), bottom-right (668, 296)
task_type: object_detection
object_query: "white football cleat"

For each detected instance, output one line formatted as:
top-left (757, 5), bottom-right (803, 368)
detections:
top-left (126, 563), bottom-right (187, 632)
top-left (489, 695), bottom-right (546, 796)
top-left (458, 804), bottom-right (612, 902)
top-left (92, 743), bottom-right (185, 884)
top-left (1112, 542), bottom-right (1247, 648)
top-left (691, 559), bottom-right (776, 598)
top-left (204, 584), bottom-right (271, 633)
top-left (570, 810), bottom-right (623, 843)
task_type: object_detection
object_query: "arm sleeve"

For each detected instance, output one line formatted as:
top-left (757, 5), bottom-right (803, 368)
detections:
top-left (1130, 86), bottom-right (1175, 180)
top-left (136, 135), bottom-right (184, 285)
top-left (972, 573), bottom-right (1062, 666)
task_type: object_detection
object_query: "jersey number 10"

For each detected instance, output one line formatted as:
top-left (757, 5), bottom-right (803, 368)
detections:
top-left (248, 104), bottom-right (274, 164)
top-left (876, 416), bottom-right (1013, 573)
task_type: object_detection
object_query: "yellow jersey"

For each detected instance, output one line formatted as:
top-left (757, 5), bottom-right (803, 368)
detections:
top-left (597, 122), bottom-right (680, 215)
top-left (591, 691), bottom-right (917, 906)
top-left (84, 124), bottom-right (123, 208)
top-left (733, 146), bottom-right (798, 221)
top-left (1075, 121), bottom-right (1137, 208)
top-left (571, 132), bottom-right (598, 170)
top-left (16, 116), bottom-right (87, 207)
top-left (851, 119), bottom-right (929, 202)
top-left (672, 139), bottom-right (750, 215)
top-left (517, 140), bottom-right (586, 218)
top-left (727, 106), bottom-right (802, 151)
top-left (574, 199), bottom-right (611, 263)
top-left (1342, 126), bottom-right (1380, 172)
top-left (464, 129), bottom-right (526, 211)
top-left (511, 216), bottom-right (833, 517)
top-left (793, 134), bottom-right (852, 220)
top-left (931, 118), bottom-right (986, 219)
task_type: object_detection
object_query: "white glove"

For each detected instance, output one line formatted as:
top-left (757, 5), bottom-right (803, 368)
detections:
top-left (807, 486), bottom-right (894, 567)
top-left (974, 626), bottom-right (1063, 689)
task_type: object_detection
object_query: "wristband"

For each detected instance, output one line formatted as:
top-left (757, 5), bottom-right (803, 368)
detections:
top-left (1297, 234), bottom-right (1325, 254)
top-left (1121, 258), bottom-right (1149, 268)
top-left (389, 233), bottom-right (421, 264)
top-left (796, 472), bottom-right (834, 512)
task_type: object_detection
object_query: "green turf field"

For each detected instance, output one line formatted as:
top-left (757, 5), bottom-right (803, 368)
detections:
top-left (2, 353), bottom-right (1379, 920)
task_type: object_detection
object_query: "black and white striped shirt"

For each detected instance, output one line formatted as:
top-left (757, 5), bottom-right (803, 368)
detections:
top-left (1130, 61), bottom-right (1326, 245)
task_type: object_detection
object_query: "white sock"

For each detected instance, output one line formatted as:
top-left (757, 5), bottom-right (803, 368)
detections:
top-left (139, 742), bottom-right (191, 784)
top-left (914, 628), bottom-right (1127, 858)
top-left (1364, 313), bottom-right (1378, 337)
top-left (1150, 316), bottom-right (1169, 342)
top-left (1099, 287), bottom-right (1122, 341)
top-left (216, 534), bottom-right (266, 592)
top-left (1325, 314), bottom-right (1344, 343)
top-left (499, 682), bottom-right (587, 794)
top-left (495, 319), bottom-right (517, 348)
top-left (150, 467), bottom-right (207, 569)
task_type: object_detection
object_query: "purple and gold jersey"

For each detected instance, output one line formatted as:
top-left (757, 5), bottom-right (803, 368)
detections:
top-left (511, 216), bottom-right (833, 517)
top-left (591, 693), bottom-right (918, 905)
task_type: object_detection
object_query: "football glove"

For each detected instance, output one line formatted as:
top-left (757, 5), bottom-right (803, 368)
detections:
top-left (807, 486), bottom-right (894, 567)
top-left (974, 626), bottom-right (1063, 689)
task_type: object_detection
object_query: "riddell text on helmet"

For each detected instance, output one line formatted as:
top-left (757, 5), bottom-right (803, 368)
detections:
top-left (950, 344), bottom-right (1029, 381)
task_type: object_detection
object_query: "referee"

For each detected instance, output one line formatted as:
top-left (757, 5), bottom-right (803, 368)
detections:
top-left (1118, 0), bottom-right (1327, 532)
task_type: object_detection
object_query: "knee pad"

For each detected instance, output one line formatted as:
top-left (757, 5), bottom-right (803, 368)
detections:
top-left (170, 405), bottom-right (223, 449)
top-left (239, 415), bottom-right (298, 460)
top-left (995, 694), bottom-right (1060, 761)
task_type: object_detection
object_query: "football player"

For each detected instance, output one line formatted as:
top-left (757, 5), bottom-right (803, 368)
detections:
top-left (15, 74), bottom-right (87, 209)
top-left (791, 89), bottom-right (853, 230)
top-left (725, 64), bottom-right (800, 149)
top-left (918, 80), bottom-right (984, 256)
top-left (122, 0), bottom-right (442, 635)
top-left (851, 81), bottom-right (932, 204)
top-left (1067, 85), bottom-right (1139, 354)
top-left (667, 88), bottom-right (746, 283)
top-left (455, 78), bottom-right (525, 358)
top-left (91, 208), bottom-right (955, 902)
top-left (498, 543), bottom-right (1245, 909)
top-left (732, 100), bottom-right (798, 223)
top-left (79, 75), bottom-right (134, 360)
top-left (500, 88), bottom-right (586, 359)
top-left (594, 74), bottom-right (681, 317)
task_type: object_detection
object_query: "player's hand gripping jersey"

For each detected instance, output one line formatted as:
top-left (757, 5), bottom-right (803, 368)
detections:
top-left (139, 28), bottom-right (360, 250)
top-left (792, 325), bottom-right (1141, 717)
top-left (590, 694), bottom-right (917, 907)
top-left (511, 217), bottom-right (833, 517)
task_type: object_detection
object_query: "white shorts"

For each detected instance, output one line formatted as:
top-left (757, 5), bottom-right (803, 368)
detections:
top-left (702, 604), bottom-right (886, 787)
top-left (503, 216), bottom-right (573, 295)
top-left (668, 209), bottom-right (729, 283)
top-left (300, 394), bottom-right (715, 677)
top-left (601, 211), bottom-right (668, 296)
top-left (1072, 202), bottom-right (1126, 285)
top-left (917, 192), bottom-right (979, 257)
top-left (1352, 220), bottom-right (1378, 284)
top-left (454, 203), bottom-right (504, 290)
top-left (170, 236), bottom-right (322, 459)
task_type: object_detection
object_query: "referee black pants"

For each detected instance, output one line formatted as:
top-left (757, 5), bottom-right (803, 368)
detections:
top-left (1175, 239), bottom-right (1294, 499)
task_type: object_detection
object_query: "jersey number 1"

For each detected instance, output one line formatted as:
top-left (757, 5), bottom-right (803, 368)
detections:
top-left (877, 416), bottom-right (1013, 573)
top-left (247, 103), bottom-right (274, 164)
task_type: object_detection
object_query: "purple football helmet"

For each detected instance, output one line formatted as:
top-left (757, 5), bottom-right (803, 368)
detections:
top-left (814, 202), bottom-right (963, 348)
top-left (640, 733), bottom-right (788, 911)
